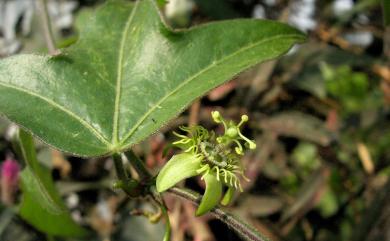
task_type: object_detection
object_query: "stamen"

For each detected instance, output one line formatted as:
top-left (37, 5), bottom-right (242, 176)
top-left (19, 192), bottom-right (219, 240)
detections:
top-left (212, 111), bottom-right (228, 130)
top-left (211, 111), bottom-right (221, 123)
top-left (237, 131), bottom-right (256, 149)
top-left (237, 115), bottom-right (248, 128)
top-left (233, 140), bottom-right (244, 155)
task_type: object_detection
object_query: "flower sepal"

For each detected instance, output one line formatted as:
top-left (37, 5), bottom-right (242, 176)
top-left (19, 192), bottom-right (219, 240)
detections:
top-left (196, 172), bottom-right (223, 216)
top-left (156, 153), bottom-right (202, 192)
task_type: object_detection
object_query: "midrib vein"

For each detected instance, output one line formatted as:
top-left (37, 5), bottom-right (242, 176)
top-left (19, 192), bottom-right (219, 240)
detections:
top-left (112, 2), bottom-right (139, 144)
top-left (0, 82), bottom-right (110, 146)
top-left (119, 33), bottom-right (303, 146)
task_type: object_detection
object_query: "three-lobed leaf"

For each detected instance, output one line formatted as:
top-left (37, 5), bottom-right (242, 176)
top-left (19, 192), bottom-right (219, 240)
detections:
top-left (0, 0), bottom-right (305, 157)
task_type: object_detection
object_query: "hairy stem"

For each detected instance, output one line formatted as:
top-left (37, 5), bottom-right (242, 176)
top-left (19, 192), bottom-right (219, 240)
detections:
top-left (125, 150), bottom-right (270, 241)
top-left (113, 153), bottom-right (128, 181)
top-left (36, 0), bottom-right (58, 55)
top-left (159, 199), bottom-right (171, 241)
top-left (124, 150), bottom-right (152, 182)
top-left (167, 187), bottom-right (270, 241)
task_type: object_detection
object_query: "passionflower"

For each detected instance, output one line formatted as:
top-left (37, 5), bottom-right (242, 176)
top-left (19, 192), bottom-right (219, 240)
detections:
top-left (156, 111), bottom-right (256, 216)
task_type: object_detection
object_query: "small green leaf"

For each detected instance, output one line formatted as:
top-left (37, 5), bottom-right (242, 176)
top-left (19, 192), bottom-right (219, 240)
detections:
top-left (0, 0), bottom-right (305, 157)
top-left (196, 172), bottom-right (223, 216)
top-left (221, 186), bottom-right (235, 206)
top-left (156, 153), bottom-right (201, 192)
top-left (18, 130), bottom-right (88, 237)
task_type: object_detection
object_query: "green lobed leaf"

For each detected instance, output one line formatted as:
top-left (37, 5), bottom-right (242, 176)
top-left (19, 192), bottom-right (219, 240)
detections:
top-left (18, 130), bottom-right (88, 237)
top-left (0, 0), bottom-right (305, 157)
top-left (156, 153), bottom-right (201, 192)
top-left (196, 172), bottom-right (223, 216)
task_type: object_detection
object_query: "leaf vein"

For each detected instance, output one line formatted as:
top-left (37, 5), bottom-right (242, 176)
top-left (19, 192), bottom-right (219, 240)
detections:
top-left (119, 33), bottom-right (303, 146)
top-left (0, 82), bottom-right (111, 146)
top-left (112, 1), bottom-right (140, 144)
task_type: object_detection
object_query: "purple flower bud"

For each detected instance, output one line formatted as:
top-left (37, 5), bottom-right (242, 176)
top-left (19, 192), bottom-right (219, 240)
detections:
top-left (1, 158), bottom-right (20, 205)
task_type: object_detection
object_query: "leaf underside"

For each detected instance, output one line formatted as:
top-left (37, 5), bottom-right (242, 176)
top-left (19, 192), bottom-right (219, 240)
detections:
top-left (0, 0), bottom-right (305, 157)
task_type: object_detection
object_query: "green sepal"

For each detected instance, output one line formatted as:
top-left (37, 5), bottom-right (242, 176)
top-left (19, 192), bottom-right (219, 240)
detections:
top-left (220, 186), bottom-right (235, 206)
top-left (156, 153), bottom-right (201, 192)
top-left (196, 172), bottom-right (223, 216)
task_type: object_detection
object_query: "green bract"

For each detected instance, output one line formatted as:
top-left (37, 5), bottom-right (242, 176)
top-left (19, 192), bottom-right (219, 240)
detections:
top-left (157, 111), bottom-right (255, 216)
top-left (0, 0), bottom-right (304, 157)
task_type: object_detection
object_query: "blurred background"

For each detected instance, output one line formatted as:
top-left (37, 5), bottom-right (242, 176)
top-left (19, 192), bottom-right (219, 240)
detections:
top-left (0, 0), bottom-right (389, 241)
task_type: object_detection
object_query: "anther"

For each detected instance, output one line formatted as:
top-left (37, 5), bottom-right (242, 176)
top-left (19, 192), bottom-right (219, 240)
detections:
top-left (211, 111), bottom-right (221, 123)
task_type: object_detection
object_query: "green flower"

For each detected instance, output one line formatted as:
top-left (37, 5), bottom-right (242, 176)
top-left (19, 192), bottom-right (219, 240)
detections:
top-left (156, 111), bottom-right (256, 216)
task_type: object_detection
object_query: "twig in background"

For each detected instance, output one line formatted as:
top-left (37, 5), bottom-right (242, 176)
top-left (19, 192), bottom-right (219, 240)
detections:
top-left (189, 99), bottom-right (201, 126)
top-left (36, 0), bottom-right (59, 55)
top-left (168, 187), bottom-right (271, 241)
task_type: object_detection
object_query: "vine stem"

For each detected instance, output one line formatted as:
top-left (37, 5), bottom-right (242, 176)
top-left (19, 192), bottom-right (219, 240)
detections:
top-left (124, 150), bottom-right (152, 182)
top-left (113, 153), bottom-right (128, 181)
top-left (121, 150), bottom-right (271, 241)
top-left (167, 187), bottom-right (270, 241)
